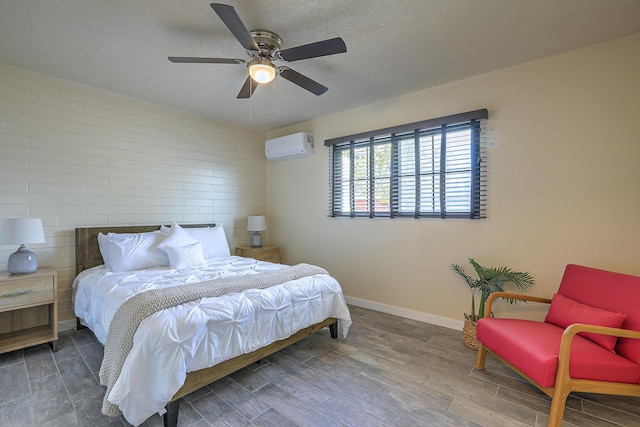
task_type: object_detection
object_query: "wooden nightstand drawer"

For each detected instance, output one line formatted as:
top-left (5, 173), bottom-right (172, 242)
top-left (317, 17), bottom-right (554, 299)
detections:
top-left (0, 274), bottom-right (54, 311)
top-left (255, 249), bottom-right (279, 262)
top-left (236, 246), bottom-right (281, 263)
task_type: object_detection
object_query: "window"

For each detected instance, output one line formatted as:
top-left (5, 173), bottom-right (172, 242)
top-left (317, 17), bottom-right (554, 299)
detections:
top-left (326, 109), bottom-right (488, 219)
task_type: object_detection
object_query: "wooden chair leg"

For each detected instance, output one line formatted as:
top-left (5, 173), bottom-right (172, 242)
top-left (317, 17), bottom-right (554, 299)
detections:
top-left (548, 388), bottom-right (569, 427)
top-left (475, 342), bottom-right (487, 370)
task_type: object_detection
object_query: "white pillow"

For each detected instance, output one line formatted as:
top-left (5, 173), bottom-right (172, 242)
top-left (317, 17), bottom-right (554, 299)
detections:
top-left (184, 225), bottom-right (230, 259)
top-left (104, 231), bottom-right (168, 272)
top-left (97, 233), bottom-right (111, 269)
top-left (157, 222), bottom-right (198, 252)
top-left (165, 242), bottom-right (206, 269)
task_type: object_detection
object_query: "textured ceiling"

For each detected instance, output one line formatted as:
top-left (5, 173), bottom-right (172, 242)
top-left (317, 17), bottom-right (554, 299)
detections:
top-left (1, 0), bottom-right (640, 131)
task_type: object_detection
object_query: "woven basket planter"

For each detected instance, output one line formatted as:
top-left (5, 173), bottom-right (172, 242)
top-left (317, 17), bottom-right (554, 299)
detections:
top-left (462, 313), bottom-right (479, 350)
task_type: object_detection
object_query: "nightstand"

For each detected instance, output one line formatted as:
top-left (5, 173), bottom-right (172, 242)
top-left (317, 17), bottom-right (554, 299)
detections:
top-left (0, 268), bottom-right (58, 354)
top-left (236, 246), bottom-right (281, 263)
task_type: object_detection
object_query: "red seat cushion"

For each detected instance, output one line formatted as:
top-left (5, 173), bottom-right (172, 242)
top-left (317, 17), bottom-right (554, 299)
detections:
top-left (477, 318), bottom-right (640, 387)
top-left (544, 293), bottom-right (626, 352)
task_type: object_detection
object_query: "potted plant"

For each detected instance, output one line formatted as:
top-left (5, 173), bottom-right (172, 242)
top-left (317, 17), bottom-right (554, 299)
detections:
top-left (450, 258), bottom-right (535, 349)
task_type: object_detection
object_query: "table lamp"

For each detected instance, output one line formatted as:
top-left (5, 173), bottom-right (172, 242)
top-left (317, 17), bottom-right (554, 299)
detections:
top-left (247, 215), bottom-right (266, 248)
top-left (0, 218), bottom-right (46, 274)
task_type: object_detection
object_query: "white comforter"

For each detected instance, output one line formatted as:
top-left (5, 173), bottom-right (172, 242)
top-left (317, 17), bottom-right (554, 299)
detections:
top-left (72, 256), bottom-right (351, 425)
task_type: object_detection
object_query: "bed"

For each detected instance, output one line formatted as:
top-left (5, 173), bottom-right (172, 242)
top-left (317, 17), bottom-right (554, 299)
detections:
top-left (73, 223), bottom-right (351, 426)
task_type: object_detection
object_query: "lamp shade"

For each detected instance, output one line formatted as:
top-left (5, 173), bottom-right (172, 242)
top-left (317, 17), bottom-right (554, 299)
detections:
top-left (247, 215), bottom-right (266, 232)
top-left (0, 218), bottom-right (45, 245)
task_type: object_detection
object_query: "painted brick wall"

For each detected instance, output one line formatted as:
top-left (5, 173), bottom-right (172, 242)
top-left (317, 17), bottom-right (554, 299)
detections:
top-left (0, 64), bottom-right (266, 321)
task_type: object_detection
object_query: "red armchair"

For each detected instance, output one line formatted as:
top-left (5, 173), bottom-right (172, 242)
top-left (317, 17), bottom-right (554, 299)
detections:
top-left (475, 264), bottom-right (640, 426)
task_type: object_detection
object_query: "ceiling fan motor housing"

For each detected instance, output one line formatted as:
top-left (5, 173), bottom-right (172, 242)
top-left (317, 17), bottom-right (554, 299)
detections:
top-left (249, 30), bottom-right (282, 57)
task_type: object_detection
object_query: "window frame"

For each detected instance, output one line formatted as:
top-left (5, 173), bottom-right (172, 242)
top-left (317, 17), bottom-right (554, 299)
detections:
top-left (326, 109), bottom-right (488, 219)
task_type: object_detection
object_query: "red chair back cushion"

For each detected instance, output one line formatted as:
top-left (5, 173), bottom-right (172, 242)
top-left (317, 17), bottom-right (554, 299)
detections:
top-left (557, 264), bottom-right (640, 364)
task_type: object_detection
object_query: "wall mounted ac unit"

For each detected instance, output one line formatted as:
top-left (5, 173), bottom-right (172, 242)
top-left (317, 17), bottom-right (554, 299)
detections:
top-left (265, 132), bottom-right (314, 160)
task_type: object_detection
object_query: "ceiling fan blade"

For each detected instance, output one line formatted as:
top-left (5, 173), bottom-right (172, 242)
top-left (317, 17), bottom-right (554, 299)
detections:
top-left (279, 37), bottom-right (347, 62)
top-left (279, 68), bottom-right (328, 96)
top-left (237, 76), bottom-right (258, 99)
top-left (210, 3), bottom-right (259, 51)
top-left (168, 56), bottom-right (244, 64)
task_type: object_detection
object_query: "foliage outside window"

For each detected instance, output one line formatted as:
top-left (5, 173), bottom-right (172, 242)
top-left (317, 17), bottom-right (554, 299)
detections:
top-left (326, 109), bottom-right (488, 219)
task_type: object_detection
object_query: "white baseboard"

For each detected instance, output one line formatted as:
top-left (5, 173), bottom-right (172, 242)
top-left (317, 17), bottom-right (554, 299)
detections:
top-left (344, 296), bottom-right (464, 331)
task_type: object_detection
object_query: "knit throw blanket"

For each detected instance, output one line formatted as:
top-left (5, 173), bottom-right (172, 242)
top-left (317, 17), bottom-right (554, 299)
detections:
top-left (99, 263), bottom-right (328, 417)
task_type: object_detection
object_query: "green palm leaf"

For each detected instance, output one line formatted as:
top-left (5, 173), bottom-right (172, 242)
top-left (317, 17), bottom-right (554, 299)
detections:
top-left (450, 258), bottom-right (535, 320)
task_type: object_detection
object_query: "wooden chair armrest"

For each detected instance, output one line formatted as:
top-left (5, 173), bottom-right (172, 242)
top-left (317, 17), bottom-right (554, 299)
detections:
top-left (484, 292), bottom-right (552, 318)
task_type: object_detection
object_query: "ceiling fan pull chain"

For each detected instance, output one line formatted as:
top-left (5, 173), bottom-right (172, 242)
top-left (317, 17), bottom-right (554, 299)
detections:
top-left (273, 77), bottom-right (277, 113)
top-left (249, 78), bottom-right (253, 123)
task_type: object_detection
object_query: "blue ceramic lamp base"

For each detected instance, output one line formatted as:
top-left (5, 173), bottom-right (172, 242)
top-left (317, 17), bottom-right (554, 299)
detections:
top-left (250, 231), bottom-right (263, 248)
top-left (7, 245), bottom-right (38, 274)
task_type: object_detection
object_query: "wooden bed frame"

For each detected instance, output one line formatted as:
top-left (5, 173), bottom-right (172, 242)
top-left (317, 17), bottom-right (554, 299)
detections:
top-left (74, 224), bottom-right (338, 427)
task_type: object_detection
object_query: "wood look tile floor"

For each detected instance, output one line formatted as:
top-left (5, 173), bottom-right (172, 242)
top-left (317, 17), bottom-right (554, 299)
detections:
top-left (1, 306), bottom-right (639, 426)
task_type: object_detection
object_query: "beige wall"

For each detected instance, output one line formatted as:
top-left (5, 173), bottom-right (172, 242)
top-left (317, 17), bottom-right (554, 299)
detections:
top-left (266, 33), bottom-right (640, 329)
top-left (0, 65), bottom-right (266, 321)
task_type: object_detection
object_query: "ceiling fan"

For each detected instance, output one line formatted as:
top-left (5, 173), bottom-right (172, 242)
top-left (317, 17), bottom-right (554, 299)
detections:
top-left (168, 3), bottom-right (347, 99)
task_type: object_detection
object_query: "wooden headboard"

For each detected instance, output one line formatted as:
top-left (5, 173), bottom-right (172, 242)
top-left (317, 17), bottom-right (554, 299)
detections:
top-left (75, 224), bottom-right (216, 277)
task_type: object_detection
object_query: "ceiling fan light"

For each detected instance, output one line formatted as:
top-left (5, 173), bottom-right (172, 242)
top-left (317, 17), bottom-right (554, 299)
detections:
top-left (249, 62), bottom-right (276, 84)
